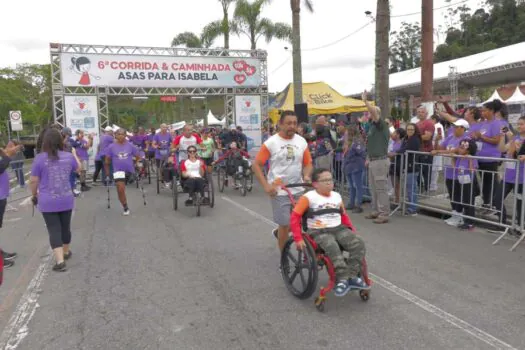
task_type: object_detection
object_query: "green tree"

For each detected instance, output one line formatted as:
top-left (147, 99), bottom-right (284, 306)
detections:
top-left (389, 22), bottom-right (421, 73)
top-left (171, 32), bottom-right (209, 48)
top-left (233, 0), bottom-right (292, 50)
top-left (0, 64), bottom-right (52, 138)
top-left (290, 0), bottom-right (314, 105)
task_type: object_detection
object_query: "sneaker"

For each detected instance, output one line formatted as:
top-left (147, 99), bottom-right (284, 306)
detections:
top-left (352, 207), bottom-right (364, 214)
top-left (272, 228), bottom-right (278, 239)
top-left (52, 262), bottom-right (67, 272)
top-left (2, 251), bottom-right (17, 261)
top-left (200, 197), bottom-right (210, 205)
top-left (3, 259), bottom-right (14, 269)
top-left (373, 216), bottom-right (389, 224)
top-left (404, 212), bottom-right (418, 217)
top-left (458, 223), bottom-right (474, 231)
top-left (81, 185), bottom-right (91, 192)
top-left (346, 203), bottom-right (355, 210)
top-left (164, 182), bottom-right (171, 189)
top-left (446, 215), bottom-right (463, 227)
top-left (123, 209), bottom-right (130, 216)
top-left (73, 189), bottom-right (81, 196)
top-left (365, 212), bottom-right (380, 220)
top-left (334, 280), bottom-right (351, 297)
top-left (348, 277), bottom-right (370, 291)
top-left (185, 199), bottom-right (193, 206)
top-left (64, 251), bottom-right (72, 260)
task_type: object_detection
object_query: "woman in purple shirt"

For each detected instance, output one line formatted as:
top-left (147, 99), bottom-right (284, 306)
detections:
top-left (30, 128), bottom-right (79, 272)
top-left (104, 129), bottom-right (141, 216)
top-left (0, 143), bottom-right (22, 268)
top-left (73, 129), bottom-right (93, 192)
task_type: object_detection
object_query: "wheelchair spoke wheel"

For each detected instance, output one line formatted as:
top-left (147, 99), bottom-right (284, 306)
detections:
top-left (208, 173), bottom-right (215, 208)
top-left (281, 238), bottom-right (318, 300)
top-left (147, 163), bottom-right (151, 184)
top-left (195, 193), bottom-right (201, 217)
top-left (247, 173), bottom-right (253, 192)
top-left (156, 164), bottom-right (161, 194)
top-left (240, 176), bottom-right (247, 197)
top-left (218, 168), bottom-right (225, 193)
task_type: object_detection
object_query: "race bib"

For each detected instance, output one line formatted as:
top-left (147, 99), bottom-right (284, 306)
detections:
top-left (159, 149), bottom-right (168, 156)
top-left (476, 142), bottom-right (483, 151)
top-left (443, 157), bottom-right (453, 167)
top-left (113, 171), bottom-right (126, 180)
top-left (505, 161), bottom-right (516, 170)
top-left (458, 174), bottom-right (471, 184)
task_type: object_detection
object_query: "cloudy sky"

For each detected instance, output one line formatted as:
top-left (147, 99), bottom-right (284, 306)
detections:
top-left (1, 0), bottom-right (482, 95)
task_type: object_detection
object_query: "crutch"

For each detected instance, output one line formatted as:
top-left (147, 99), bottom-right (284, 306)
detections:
top-left (138, 173), bottom-right (147, 206)
top-left (106, 178), bottom-right (111, 209)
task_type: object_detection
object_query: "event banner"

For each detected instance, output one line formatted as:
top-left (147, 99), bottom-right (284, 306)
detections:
top-left (60, 53), bottom-right (262, 88)
top-left (235, 95), bottom-right (262, 150)
top-left (64, 95), bottom-right (100, 173)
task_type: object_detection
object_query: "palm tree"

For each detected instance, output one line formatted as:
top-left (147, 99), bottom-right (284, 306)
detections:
top-left (233, 0), bottom-right (292, 50)
top-left (290, 0), bottom-right (313, 105)
top-left (172, 0), bottom-right (237, 49)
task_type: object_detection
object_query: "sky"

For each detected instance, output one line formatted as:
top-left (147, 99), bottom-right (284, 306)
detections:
top-left (1, 0), bottom-right (484, 95)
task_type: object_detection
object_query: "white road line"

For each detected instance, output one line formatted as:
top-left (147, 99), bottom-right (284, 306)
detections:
top-left (221, 195), bottom-right (518, 350)
top-left (0, 251), bottom-right (52, 350)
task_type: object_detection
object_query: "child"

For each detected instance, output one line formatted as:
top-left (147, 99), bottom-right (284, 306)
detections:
top-left (213, 141), bottom-right (251, 188)
top-left (290, 168), bottom-right (370, 297)
top-left (453, 138), bottom-right (478, 231)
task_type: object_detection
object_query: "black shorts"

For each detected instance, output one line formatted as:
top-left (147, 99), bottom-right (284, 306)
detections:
top-left (0, 198), bottom-right (6, 228)
top-left (202, 157), bottom-right (213, 166)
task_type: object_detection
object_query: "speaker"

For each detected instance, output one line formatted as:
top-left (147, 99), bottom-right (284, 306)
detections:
top-left (294, 103), bottom-right (308, 124)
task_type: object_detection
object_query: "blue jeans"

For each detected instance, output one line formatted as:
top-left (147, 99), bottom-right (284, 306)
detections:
top-left (362, 168), bottom-right (371, 199)
top-left (406, 172), bottom-right (418, 213)
top-left (347, 170), bottom-right (364, 207)
top-left (11, 162), bottom-right (25, 186)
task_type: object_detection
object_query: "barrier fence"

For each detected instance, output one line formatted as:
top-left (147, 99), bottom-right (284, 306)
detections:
top-left (328, 151), bottom-right (525, 252)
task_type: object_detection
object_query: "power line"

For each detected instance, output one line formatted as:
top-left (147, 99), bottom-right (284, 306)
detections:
top-left (391, 0), bottom-right (470, 18)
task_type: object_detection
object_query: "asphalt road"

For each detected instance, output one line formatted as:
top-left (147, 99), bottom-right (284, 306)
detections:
top-left (0, 178), bottom-right (524, 350)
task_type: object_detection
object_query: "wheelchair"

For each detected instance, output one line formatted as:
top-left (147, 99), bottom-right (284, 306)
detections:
top-left (173, 169), bottom-right (214, 217)
top-left (216, 159), bottom-right (253, 197)
top-left (134, 158), bottom-right (151, 188)
top-left (279, 184), bottom-right (371, 312)
top-left (155, 149), bottom-right (173, 194)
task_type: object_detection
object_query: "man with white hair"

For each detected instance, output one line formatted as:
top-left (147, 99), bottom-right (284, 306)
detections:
top-left (361, 91), bottom-right (390, 224)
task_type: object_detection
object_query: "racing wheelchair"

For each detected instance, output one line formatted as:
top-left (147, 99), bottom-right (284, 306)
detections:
top-left (280, 183), bottom-right (371, 312)
top-left (215, 155), bottom-right (253, 197)
top-left (172, 165), bottom-right (214, 217)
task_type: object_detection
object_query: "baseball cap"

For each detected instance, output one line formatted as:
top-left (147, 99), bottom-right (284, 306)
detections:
top-left (229, 124), bottom-right (237, 130)
top-left (453, 119), bottom-right (470, 129)
top-left (61, 127), bottom-right (72, 136)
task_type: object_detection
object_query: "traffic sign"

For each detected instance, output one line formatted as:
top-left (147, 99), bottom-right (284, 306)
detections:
top-left (9, 111), bottom-right (23, 131)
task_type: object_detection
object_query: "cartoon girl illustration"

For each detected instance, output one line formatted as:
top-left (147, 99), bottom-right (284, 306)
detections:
top-left (69, 56), bottom-right (100, 86)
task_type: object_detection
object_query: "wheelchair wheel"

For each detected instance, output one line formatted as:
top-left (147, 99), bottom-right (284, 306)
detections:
top-left (281, 237), bottom-right (318, 300)
top-left (207, 173), bottom-right (215, 208)
top-left (195, 193), bottom-right (201, 217)
top-left (135, 173), bottom-right (139, 189)
top-left (218, 167), bottom-right (225, 193)
top-left (147, 162), bottom-right (151, 184)
top-left (173, 178), bottom-right (178, 210)
top-left (240, 176), bottom-right (247, 197)
top-left (247, 173), bottom-right (253, 192)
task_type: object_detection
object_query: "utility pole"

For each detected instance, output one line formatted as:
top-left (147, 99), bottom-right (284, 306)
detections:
top-left (375, 0), bottom-right (390, 120)
top-left (421, 0), bottom-right (434, 102)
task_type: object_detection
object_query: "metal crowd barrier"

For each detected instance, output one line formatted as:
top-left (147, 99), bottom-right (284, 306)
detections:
top-left (6, 159), bottom-right (32, 211)
top-left (330, 150), bottom-right (525, 251)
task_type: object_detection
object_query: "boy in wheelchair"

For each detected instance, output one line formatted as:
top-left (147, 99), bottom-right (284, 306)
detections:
top-left (213, 141), bottom-right (251, 188)
top-left (291, 168), bottom-right (370, 297)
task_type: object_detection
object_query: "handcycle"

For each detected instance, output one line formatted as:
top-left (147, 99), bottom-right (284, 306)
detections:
top-left (134, 156), bottom-right (151, 187)
top-left (172, 167), bottom-right (214, 217)
top-left (279, 183), bottom-right (371, 312)
top-left (155, 148), bottom-right (173, 194)
top-left (215, 158), bottom-right (253, 197)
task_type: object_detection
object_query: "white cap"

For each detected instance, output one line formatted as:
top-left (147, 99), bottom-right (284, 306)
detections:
top-left (229, 124), bottom-right (237, 130)
top-left (453, 119), bottom-right (470, 129)
top-left (330, 119), bottom-right (336, 124)
top-left (104, 126), bottom-right (113, 131)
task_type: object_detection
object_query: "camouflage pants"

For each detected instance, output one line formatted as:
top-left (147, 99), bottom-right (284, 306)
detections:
top-left (309, 225), bottom-right (366, 281)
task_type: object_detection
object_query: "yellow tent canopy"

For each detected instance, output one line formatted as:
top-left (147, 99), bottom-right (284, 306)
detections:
top-left (269, 82), bottom-right (368, 124)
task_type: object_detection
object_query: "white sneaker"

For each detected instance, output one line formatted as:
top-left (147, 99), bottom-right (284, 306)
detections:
top-left (123, 209), bottom-right (130, 216)
top-left (164, 182), bottom-right (171, 189)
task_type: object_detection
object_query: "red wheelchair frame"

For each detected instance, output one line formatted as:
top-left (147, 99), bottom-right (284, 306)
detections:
top-left (280, 183), bottom-right (371, 312)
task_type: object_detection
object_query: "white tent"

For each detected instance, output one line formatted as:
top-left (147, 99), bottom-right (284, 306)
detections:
top-left (206, 110), bottom-right (226, 126)
top-left (480, 89), bottom-right (504, 106)
top-left (505, 86), bottom-right (525, 104)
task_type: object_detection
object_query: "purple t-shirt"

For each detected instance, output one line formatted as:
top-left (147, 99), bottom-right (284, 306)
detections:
top-left (104, 142), bottom-right (139, 173)
top-left (441, 135), bottom-right (462, 180)
top-left (453, 157), bottom-right (478, 181)
top-left (131, 134), bottom-right (148, 150)
top-left (153, 133), bottom-right (172, 159)
top-left (96, 134), bottom-right (114, 161)
top-left (391, 140), bottom-right (402, 153)
top-left (31, 151), bottom-right (78, 213)
top-left (75, 139), bottom-right (89, 161)
top-left (0, 157), bottom-right (10, 200)
top-left (474, 120), bottom-right (502, 162)
top-left (504, 135), bottom-right (524, 184)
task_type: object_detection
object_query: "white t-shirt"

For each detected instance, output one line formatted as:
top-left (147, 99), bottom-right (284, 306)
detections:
top-left (181, 159), bottom-right (204, 178)
top-left (304, 190), bottom-right (342, 229)
top-left (262, 134), bottom-right (310, 195)
top-left (174, 134), bottom-right (202, 161)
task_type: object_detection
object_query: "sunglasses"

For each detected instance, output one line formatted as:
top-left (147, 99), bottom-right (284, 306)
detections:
top-left (188, 150), bottom-right (197, 153)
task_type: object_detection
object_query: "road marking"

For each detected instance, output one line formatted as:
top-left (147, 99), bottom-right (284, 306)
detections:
top-left (221, 195), bottom-right (517, 350)
top-left (0, 250), bottom-right (52, 350)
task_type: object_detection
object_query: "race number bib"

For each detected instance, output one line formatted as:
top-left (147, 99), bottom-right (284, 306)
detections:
top-left (505, 161), bottom-right (516, 169)
top-left (443, 156), bottom-right (453, 167)
top-left (476, 142), bottom-right (483, 151)
top-left (458, 174), bottom-right (471, 184)
top-left (113, 171), bottom-right (126, 180)
top-left (159, 149), bottom-right (168, 156)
